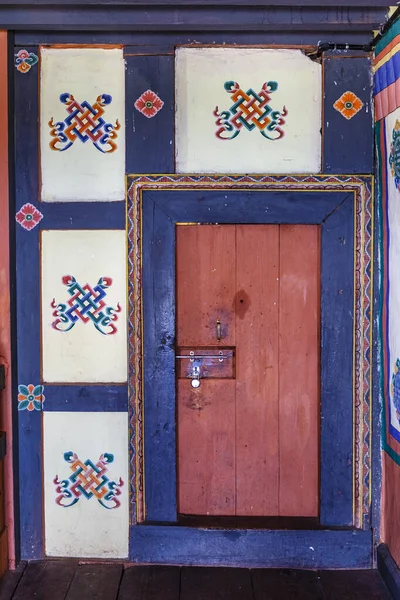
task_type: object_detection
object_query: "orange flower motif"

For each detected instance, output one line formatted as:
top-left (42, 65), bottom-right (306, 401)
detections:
top-left (333, 91), bottom-right (364, 120)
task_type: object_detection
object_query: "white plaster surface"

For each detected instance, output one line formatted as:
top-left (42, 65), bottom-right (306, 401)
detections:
top-left (40, 48), bottom-right (125, 202)
top-left (175, 47), bottom-right (322, 174)
top-left (44, 411), bottom-right (129, 558)
top-left (41, 230), bottom-right (127, 383)
top-left (385, 107), bottom-right (400, 436)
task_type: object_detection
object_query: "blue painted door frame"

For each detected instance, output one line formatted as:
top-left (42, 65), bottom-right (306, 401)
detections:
top-left (128, 184), bottom-right (374, 568)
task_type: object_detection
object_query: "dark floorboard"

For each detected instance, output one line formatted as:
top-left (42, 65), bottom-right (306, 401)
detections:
top-left (66, 564), bottom-right (123, 600)
top-left (252, 568), bottom-right (325, 600)
top-left (117, 566), bottom-right (180, 600)
top-left (0, 562), bottom-right (26, 600)
top-left (0, 561), bottom-right (393, 599)
top-left (181, 567), bottom-right (253, 600)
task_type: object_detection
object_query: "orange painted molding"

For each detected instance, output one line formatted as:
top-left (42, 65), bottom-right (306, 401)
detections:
top-left (0, 30), bottom-right (15, 569)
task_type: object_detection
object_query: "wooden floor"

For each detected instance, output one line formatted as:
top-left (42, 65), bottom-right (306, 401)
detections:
top-left (0, 561), bottom-right (393, 599)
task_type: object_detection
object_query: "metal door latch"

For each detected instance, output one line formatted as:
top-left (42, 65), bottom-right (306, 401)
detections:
top-left (191, 365), bottom-right (201, 388)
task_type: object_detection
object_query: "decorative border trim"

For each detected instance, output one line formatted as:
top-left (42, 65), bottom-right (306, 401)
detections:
top-left (126, 173), bottom-right (373, 529)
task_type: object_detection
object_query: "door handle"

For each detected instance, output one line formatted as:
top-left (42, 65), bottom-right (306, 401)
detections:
top-left (216, 320), bottom-right (221, 341)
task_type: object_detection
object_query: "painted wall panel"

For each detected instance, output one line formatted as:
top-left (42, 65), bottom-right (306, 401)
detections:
top-left (323, 54), bottom-right (373, 174)
top-left (40, 47), bottom-right (125, 202)
top-left (43, 412), bottom-right (128, 558)
top-left (41, 230), bottom-right (127, 383)
top-left (175, 48), bottom-right (321, 174)
top-left (125, 53), bottom-right (174, 173)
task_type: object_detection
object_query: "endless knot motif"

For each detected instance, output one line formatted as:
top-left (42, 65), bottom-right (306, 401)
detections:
top-left (51, 275), bottom-right (121, 335)
top-left (48, 92), bottom-right (120, 153)
top-left (54, 452), bottom-right (124, 509)
top-left (213, 80), bottom-right (288, 141)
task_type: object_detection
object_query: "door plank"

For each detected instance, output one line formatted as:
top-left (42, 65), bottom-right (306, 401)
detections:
top-left (252, 568), bottom-right (324, 600)
top-left (117, 566), bottom-right (180, 600)
top-left (279, 225), bottom-right (320, 517)
top-left (180, 566), bottom-right (253, 600)
top-left (177, 225), bottom-right (236, 515)
top-left (12, 560), bottom-right (78, 600)
top-left (66, 563), bottom-right (122, 600)
top-left (176, 225), bottom-right (236, 347)
top-left (319, 570), bottom-right (392, 599)
top-left (235, 225), bottom-right (280, 516)
top-left (178, 379), bottom-right (236, 515)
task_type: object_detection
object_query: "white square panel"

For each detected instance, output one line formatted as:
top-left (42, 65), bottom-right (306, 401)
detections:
top-left (175, 47), bottom-right (322, 174)
top-left (41, 230), bottom-right (127, 383)
top-left (44, 411), bottom-right (129, 558)
top-left (40, 47), bottom-right (125, 202)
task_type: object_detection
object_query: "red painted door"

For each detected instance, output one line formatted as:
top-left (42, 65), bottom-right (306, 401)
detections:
top-left (176, 224), bottom-right (320, 518)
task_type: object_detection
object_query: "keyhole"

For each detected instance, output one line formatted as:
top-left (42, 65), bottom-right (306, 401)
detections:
top-left (240, 299), bottom-right (244, 303)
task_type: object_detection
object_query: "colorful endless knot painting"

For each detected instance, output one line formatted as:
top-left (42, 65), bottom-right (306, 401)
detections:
top-left (54, 452), bottom-right (124, 509)
top-left (389, 120), bottom-right (400, 191)
top-left (213, 80), bottom-right (287, 141)
top-left (51, 275), bottom-right (121, 335)
top-left (49, 93), bottom-right (120, 153)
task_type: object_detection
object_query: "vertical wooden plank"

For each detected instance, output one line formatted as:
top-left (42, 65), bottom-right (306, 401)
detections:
top-left (176, 225), bottom-right (236, 515)
top-left (320, 197), bottom-right (354, 526)
top-left (125, 54), bottom-right (174, 174)
top-left (279, 225), bottom-right (320, 517)
top-left (176, 225), bottom-right (236, 347)
top-left (323, 53), bottom-right (373, 174)
top-left (177, 380), bottom-right (236, 515)
top-left (14, 45), bottom-right (43, 558)
top-left (235, 225), bottom-right (279, 516)
top-left (0, 31), bottom-right (14, 570)
top-left (142, 195), bottom-right (177, 522)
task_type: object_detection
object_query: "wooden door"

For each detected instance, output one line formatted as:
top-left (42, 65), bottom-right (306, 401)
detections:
top-left (176, 224), bottom-right (320, 518)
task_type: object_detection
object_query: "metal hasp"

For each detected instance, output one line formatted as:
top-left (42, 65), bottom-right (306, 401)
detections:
top-left (176, 347), bottom-right (236, 386)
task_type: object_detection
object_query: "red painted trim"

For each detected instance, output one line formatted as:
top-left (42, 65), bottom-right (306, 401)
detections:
top-left (0, 30), bottom-right (15, 569)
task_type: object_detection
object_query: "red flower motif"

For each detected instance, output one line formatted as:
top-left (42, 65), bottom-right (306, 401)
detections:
top-left (134, 90), bottom-right (164, 119)
top-left (15, 203), bottom-right (43, 231)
